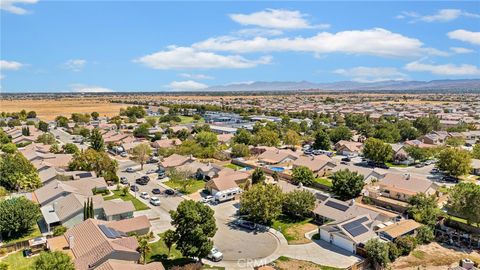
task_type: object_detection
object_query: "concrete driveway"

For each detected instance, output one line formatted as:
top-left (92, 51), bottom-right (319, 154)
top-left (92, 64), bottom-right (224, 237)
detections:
top-left (210, 201), bottom-right (279, 261)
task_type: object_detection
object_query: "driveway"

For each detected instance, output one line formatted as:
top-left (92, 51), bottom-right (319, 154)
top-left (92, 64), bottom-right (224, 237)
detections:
top-left (210, 201), bottom-right (279, 261)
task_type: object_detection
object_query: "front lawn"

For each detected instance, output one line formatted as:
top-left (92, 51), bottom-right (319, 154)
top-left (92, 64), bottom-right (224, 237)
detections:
top-left (164, 179), bottom-right (205, 194)
top-left (274, 256), bottom-right (343, 270)
top-left (223, 163), bottom-right (243, 170)
top-left (314, 177), bottom-right (332, 188)
top-left (385, 162), bottom-right (410, 168)
top-left (0, 251), bottom-right (34, 270)
top-left (272, 216), bottom-right (317, 244)
top-left (104, 190), bottom-right (150, 211)
top-left (1, 224), bottom-right (42, 245)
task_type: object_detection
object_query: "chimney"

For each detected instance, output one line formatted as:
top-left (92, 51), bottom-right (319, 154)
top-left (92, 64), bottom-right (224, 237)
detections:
top-left (461, 259), bottom-right (474, 270)
top-left (68, 236), bottom-right (75, 249)
top-left (52, 202), bottom-right (58, 212)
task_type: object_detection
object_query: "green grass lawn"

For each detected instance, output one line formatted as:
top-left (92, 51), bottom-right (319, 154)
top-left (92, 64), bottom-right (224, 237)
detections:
top-left (448, 215), bottom-right (480, 228)
top-left (314, 177), bottom-right (332, 188)
top-left (0, 251), bottom-right (34, 270)
top-left (1, 224), bottom-right (42, 245)
top-left (164, 179), bottom-right (205, 194)
top-left (385, 162), bottom-right (410, 168)
top-left (178, 116), bottom-right (205, 124)
top-left (223, 163), bottom-right (243, 170)
top-left (104, 190), bottom-right (150, 211)
top-left (438, 186), bottom-right (450, 194)
top-left (272, 216), bottom-right (317, 244)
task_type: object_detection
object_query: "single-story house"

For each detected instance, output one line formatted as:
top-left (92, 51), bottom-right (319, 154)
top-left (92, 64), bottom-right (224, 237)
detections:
top-left (334, 140), bottom-right (363, 156)
top-left (205, 168), bottom-right (250, 195)
top-left (376, 219), bottom-right (421, 241)
top-left (377, 173), bottom-right (437, 202)
top-left (151, 138), bottom-right (182, 149)
top-left (292, 155), bottom-right (336, 177)
top-left (257, 147), bottom-right (300, 165)
top-left (159, 154), bottom-right (194, 168)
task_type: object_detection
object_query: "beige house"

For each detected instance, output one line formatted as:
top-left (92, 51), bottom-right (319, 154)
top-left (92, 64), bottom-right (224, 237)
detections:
top-left (292, 155), bottom-right (336, 177)
top-left (257, 147), bottom-right (300, 165)
top-left (377, 173), bottom-right (437, 202)
top-left (334, 140), bottom-right (363, 156)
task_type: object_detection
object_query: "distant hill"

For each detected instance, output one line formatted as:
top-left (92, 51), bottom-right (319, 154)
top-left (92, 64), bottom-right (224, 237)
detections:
top-left (206, 79), bottom-right (480, 92)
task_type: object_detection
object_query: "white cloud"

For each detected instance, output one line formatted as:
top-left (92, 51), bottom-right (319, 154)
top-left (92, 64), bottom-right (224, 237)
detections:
top-left (448, 29), bottom-right (480, 45)
top-left (0, 60), bottom-right (23, 70)
top-left (333, 66), bottom-right (409, 82)
top-left (70, 84), bottom-right (114, 93)
top-left (165, 80), bottom-right (208, 91)
top-left (179, 73), bottom-right (214, 80)
top-left (397, 9), bottom-right (480, 23)
top-left (233, 28), bottom-right (284, 37)
top-left (450, 47), bottom-right (474, 54)
top-left (229, 9), bottom-right (329, 30)
top-left (0, 0), bottom-right (38, 15)
top-left (405, 60), bottom-right (480, 75)
top-left (193, 28), bottom-right (444, 58)
top-left (62, 59), bottom-right (86, 72)
top-left (135, 46), bottom-right (272, 69)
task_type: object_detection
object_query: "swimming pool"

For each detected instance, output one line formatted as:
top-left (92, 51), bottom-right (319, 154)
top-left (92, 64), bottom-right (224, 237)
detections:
top-left (269, 166), bottom-right (285, 172)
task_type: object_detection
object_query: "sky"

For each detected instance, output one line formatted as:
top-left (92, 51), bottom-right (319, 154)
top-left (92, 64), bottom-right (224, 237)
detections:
top-left (1, 1), bottom-right (479, 93)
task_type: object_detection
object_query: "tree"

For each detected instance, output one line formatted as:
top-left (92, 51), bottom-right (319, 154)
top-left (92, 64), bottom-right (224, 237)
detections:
top-left (405, 146), bottom-right (431, 163)
top-left (331, 169), bottom-right (365, 200)
top-left (55, 116), bottom-right (69, 128)
top-left (53, 225), bottom-right (67, 237)
top-left (291, 166), bottom-right (314, 186)
top-left (447, 182), bottom-right (480, 226)
top-left (253, 128), bottom-right (280, 147)
top-left (175, 129), bottom-right (190, 141)
top-left (36, 133), bottom-right (56, 145)
top-left (38, 121), bottom-right (49, 132)
top-left (49, 143), bottom-right (61, 153)
top-left (282, 190), bottom-right (316, 219)
top-left (33, 251), bottom-right (75, 270)
top-left (283, 129), bottom-right (300, 148)
top-left (240, 184), bottom-right (283, 225)
top-left (313, 130), bottom-right (330, 150)
top-left (168, 168), bottom-right (195, 193)
top-left (413, 115), bottom-right (440, 135)
top-left (233, 129), bottom-right (253, 145)
top-left (231, 143), bottom-right (250, 158)
top-left (83, 198), bottom-right (94, 220)
top-left (328, 126), bottom-right (352, 143)
top-left (163, 229), bottom-right (177, 257)
top-left (22, 126), bottom-right (30, 136)
top-left (91, 111), bottom-right (99, 120)
top-left (195, 131), bottom-right (218, 148)
top-left (473, 144), bottom-right (480, 159)
top-left (131, 143), bottom-right (152, 170)
top-left (251, 167), bottom-right (266, 184)
top-left (0, 197), bottom-right (40, 237)
top-left (0, 262), bottom-right (7, 270)
top-left (436, 148), bottom-right (471, 177)
top-left (68, 149), bottom-right (118, 182)
top-left (0, 152), bottom-right (41, 191)
top-left (365, 239), bottom-right (390, 268)
top-left (89, 128), bottom-right (105, 151)
top-left (416, 225), bottom-right (434, 244)
top-left (363, 138), bottom-right (393, 164)
top-left (407, 193), bottom-right (440, 227)
top-left (445, 137), bottom-right (465, 147)
top-left (170, 200), bottom-right (217, 259)
top-left (146, 117), bottom-right (157, 127)
top-left (1, 143), bottom-right (17, 154)
top-left (137, 236), bottom-right (151, 264)
top-left (62, 143), bottom-right (79, 154)
top-left (396, 119), bottom-right (419, 141)
top-left (121, 106), bottom-right (146, 118)
top-left (395, 236), bottom-right (417, 256)
top-left (71, 113), bottom-right (91, 123)
top-left (27, 111), bottom-right (37, 119)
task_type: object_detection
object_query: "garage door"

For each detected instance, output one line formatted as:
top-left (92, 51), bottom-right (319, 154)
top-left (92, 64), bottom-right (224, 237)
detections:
top-left (332, 235), bottom-right (355, 253)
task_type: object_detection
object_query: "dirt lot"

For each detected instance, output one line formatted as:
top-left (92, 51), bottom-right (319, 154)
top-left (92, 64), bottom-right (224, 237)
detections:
top-left (0, 99), bottom-right (127, 121)
top-left (391, 242), bottom-right (480, 270)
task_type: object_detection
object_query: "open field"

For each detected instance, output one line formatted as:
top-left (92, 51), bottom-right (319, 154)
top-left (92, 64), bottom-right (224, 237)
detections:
top-left (0, 99), bottom-right (127, 121)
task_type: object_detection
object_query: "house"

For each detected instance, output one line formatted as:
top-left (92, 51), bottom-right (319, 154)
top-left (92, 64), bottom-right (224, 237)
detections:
top-left (471, 159), bottom-right (480, 176)
top-left (376, 173), bottom-right (437, 202)
top-left (330, 163), bottom-right (387, 183)
top-left (176, 161), bottom-right (222, 180)
top-left (418, 131), bottom-right (448, 145)
top-left (217, 133), bottom-right (234, 144)
top-left (205, 168), bottom-right (250, 195)
top-left (95, 260), bottom-right (165, 270)
top-left (209, 124), bottom-right (238, 134)
top-left (46, 218), bottom-right (151, 270)
top-left (107, 215), bottom-right (151, 236)
top-left (376, 219), bottom-right (421, 241)
top-left (159, 154), bottom-right (194, 168)
top-left (292, 155), bottom-right (336, 177)
top-left (257, 147), bottom-right (300, 165)
top-left (334, 140), bottom-right (363, 156)
top-left (34, 178), bottom-right (107, 206)
top-left (390, 143), bottom-right (414, 165)
top-left (151, 138), bottom-right (182, 149)
top-left (319, 215), bottom-right (378, 254)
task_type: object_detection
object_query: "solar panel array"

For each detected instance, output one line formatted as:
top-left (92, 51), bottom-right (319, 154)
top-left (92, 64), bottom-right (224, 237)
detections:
top-left (98, 224), bottom-right (123, 239)
top-left (325, 200), bottom-right (349, 212)
top-left (342, 216), bottom-right (369, 237)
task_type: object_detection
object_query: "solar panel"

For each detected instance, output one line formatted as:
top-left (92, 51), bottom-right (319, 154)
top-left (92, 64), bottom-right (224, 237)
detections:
top-left (348, 226), bottom-right (369, 237)
top-left (98, 224), bottom-right (121, 239)
top-left (325, 200), bottom-right (349, 212)
top-left (77, 172), bottom-right (92, 178)
top-left (342, 216), bottom-right (370, 237)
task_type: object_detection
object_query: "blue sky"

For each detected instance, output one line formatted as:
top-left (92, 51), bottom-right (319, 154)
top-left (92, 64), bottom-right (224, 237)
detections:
top-left (1, 1), bottom-right (479, 92)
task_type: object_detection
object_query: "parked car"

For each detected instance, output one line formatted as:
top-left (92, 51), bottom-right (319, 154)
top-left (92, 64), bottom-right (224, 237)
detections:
top-left (140, 192), bottom-right (149, 199)
top-left (165, 189), bottom-right (175, 195)
top-left (152, 188), bottom-right (161, 194)
top-left (147, 157), bottom-right (159, 164)
top-left (136, 178), bottom-right (149, 185)
top-left (120, 177), bottom-right (128, 185)
top-left (207, 247), bottom-right (223, 262)
top-left (126, 167), bottom-right (135, 173)
top-left (341, 157), bottom-right (351, 162)
top-left (442, 175), bottom-right (459, 183)
top-left (120, 152), bottom-right (128, 157)
top-left (415, 163), bottom-right (425, 168)
top-left (201, 195), bottom-right (214, 204)
top-left (140, 175), bottom-right (150, 181)
top-left (157, 172), bottom-right (166, 179)
top-left (149, 197), bottom-right (161, 206)
top-left (130, 185), bottom-right (139, 192)
top-left (146, 169), bottom-right (156, 174)
top-left (236, 220), bottom-right (256, 230)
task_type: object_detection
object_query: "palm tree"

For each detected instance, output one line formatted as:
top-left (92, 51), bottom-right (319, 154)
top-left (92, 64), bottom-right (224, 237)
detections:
top-left (137, 237), bottom-right (151, 264)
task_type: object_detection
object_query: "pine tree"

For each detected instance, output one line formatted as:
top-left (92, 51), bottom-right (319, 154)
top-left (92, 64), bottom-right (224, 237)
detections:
top-left (83, 201), bottom-right (87, 220)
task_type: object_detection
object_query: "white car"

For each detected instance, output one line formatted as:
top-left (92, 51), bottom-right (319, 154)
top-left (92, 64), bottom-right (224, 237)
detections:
top-left (140, 192), bottom-right (149, 199)
top-left (207, 247), bottom-right (223, 262)
top-left (126, 167), bottom-right (135, 173)
top-left (149, 197), bottom-right (160, 206)
top-left (120, 152), bottom-right (128, 157)
top-left (201, 196), bottom-right (214, 204)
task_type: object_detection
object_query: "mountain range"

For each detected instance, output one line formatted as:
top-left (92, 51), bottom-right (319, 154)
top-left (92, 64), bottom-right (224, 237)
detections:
top-left (205, 79), bottom-right (480, 92)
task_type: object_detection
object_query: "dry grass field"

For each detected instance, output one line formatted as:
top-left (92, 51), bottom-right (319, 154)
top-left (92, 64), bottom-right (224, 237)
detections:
top-left (0, 98), bottom-right (127, 121)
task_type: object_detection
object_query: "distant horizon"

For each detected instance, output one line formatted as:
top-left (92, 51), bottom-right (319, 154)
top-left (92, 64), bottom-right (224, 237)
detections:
top-left (1, 1), bottom-right (480, 92)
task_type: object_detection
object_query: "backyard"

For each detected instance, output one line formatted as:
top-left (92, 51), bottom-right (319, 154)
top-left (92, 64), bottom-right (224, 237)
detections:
top-left (164, 179), bottom-right (205, 194)
top-left (314, 177), bottom-right (333, 188)
top-left (1, 224), bottom-right (42, 245)
top-left (273, 256), bottom-right (344, 270)
top-left (0, 251), bottom-right (34, 270)
top-left (272, 216), bottom-right (318, 244)
top-left (104, 189), bottom-right (150, 211)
